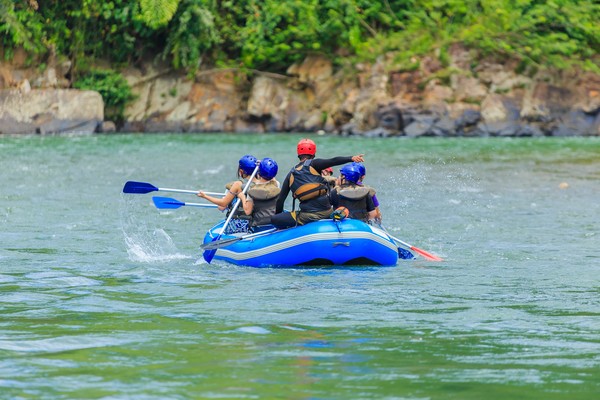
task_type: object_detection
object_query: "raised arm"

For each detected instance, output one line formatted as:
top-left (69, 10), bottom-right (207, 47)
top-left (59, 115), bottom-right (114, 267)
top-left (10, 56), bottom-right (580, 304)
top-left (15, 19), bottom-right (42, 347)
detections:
top-left (311, 154), bottom-right (364, 172)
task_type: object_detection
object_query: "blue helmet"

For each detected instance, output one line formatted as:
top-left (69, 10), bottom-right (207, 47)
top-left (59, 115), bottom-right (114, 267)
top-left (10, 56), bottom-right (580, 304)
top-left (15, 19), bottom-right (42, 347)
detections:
top-left (238, 155), bottom-right (258, 176)
top-left (352, 162), bottom-right (366, 177)
top-left (259, 157), bottom-right (278, 180)
top-left (340, 164), bottom-right (361, 184)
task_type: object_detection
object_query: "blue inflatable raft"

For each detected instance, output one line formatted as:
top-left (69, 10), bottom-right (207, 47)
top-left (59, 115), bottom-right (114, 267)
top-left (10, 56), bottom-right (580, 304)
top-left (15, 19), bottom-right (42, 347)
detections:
top-left (202, 218), bottom-right (414, 267)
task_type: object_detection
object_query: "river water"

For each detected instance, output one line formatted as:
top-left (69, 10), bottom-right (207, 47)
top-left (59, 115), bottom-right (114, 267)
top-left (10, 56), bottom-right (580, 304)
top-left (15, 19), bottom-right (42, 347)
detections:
top-left (1, 134), bottom-right (599, 399)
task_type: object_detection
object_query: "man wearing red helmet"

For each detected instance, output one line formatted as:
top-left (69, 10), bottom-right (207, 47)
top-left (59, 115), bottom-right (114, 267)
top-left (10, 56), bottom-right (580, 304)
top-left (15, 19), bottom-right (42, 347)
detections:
top-left (271, 138), bottom-right (364, 228)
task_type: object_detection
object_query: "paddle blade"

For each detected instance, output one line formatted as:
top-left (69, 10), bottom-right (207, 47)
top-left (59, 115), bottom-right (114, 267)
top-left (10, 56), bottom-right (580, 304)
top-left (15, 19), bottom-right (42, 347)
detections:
top-left (123, 181), bottom-right (158, 194)
top-left (398, 247), bottom-right (416, 260)
top-left (203, 248), bottom-right (217, 263)
top-left (152, 196), bottom-right (184, 209)
top-left (203, 232), bottom-right (224, 262)
top-left (410, 246), bottom-right (443, 262)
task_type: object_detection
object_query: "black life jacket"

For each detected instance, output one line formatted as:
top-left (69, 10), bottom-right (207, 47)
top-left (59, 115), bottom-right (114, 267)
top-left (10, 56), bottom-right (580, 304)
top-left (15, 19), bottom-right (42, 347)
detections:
top-left (247, 180), bottom-right (281, 226)
top-left (289, 160), bottom-right (331, 212)
top-left (337, 183), bottom-right (371, 222)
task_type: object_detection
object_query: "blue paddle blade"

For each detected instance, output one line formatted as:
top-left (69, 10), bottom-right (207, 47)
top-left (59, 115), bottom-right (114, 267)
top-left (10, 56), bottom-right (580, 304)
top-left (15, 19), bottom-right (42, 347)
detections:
top-left (152, 196), bottom-right (184, 209)
top-left (398, 247), bottom-right (415, 260)
top-left (203, 248), bottom-right (217, 263)
top-left (123, 181), bottom-right (158, 194)
top-left (203, 232), bottom-right (222, 262)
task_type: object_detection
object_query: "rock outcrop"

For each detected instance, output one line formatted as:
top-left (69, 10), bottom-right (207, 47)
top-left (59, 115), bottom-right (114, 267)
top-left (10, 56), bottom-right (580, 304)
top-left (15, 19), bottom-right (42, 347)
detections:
top-left (0, 88), bottom-right (103, 134)
top-left (1, 48), bottom-right (598, 136)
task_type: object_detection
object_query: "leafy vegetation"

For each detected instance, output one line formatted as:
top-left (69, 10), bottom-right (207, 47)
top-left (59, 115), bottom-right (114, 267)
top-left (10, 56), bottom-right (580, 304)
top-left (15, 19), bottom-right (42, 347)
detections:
top-left (1, 0), bottom-right (598, 76)
top-left (72, 69), bottom-right (135, 122)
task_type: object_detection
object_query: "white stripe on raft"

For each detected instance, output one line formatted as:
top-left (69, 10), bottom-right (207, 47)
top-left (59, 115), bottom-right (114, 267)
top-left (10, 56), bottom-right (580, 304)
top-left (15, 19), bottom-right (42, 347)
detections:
top-left (216, 231), bottom-right (398, 261)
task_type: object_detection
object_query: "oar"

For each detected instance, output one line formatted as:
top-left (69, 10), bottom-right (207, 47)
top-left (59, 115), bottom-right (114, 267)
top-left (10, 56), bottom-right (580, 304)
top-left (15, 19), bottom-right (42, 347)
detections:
top-left (152, 196), bottom-right (219, 210)
top-left (378, 223), bottom-right (443, 262)
top-left (389, 235), bottom-right (443, 261)
top-left (123, 181), bottom-right (224, 197)
top-left (203, 164), bottom-right (260, 264)
top-left (201, 228), bottom-right (277, 250)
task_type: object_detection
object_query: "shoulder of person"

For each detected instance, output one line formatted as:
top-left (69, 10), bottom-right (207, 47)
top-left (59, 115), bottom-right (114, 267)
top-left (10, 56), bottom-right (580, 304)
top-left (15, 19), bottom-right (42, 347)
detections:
top-left (225, 179), bottom-right (243, 190)
top-left (248, 182), bottom-right (280, 200)
top-left (360, 183), bottom-right (376, 195)
top-left (225, 181), bottom-right (235, 190)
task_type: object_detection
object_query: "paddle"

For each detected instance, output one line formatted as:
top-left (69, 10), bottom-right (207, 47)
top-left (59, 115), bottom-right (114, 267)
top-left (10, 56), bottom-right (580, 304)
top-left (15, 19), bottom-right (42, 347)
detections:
top-left (152, 196), bottom-right (219, 210)
top-left (201, 228), bottom-right (277, 250)
top-left (389, 234), bottom-right (443, 262)
top-left (123, 181), bottom-right (224, 197)
top-left (377, 224), bottom-right (443, 262)
top-left (203, 164), bottom-right (260, 263)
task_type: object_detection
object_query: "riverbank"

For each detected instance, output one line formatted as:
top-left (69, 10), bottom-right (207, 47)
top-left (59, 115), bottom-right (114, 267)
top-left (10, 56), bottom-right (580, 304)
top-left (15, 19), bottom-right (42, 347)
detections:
top-left (1, 46), bottom-right (599, 136)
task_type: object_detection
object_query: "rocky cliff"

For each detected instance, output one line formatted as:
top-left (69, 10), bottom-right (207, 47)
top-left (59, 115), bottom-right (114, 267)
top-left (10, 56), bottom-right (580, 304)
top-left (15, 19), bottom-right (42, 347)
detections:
top-left (1, 46), bottom-right (598, 136)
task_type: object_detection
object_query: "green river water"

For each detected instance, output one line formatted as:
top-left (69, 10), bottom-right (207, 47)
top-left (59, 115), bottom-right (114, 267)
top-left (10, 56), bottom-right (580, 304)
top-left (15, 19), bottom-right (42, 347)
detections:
top-left (1, 134), bottom-right (599, 399)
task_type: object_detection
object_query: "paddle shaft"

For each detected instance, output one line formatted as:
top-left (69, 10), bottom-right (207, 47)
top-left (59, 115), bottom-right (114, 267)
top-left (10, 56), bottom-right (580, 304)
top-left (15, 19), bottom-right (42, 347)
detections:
top-left (122, 181), bottom-right (224, 196)
top-left (177, 201), bottom-right (218, 208)
top-left (218, 167), bottom-right (259, 235)
top-left (158, 187), bottom-right (224, 196)
top-left (376, 223), bottom-right (443, 262)
top-left (387, 233), bottom-right (443, 262)
top-left (152, 196), bottom-right (222, 210)
top-left (201, 228), bottom-right (277, 250)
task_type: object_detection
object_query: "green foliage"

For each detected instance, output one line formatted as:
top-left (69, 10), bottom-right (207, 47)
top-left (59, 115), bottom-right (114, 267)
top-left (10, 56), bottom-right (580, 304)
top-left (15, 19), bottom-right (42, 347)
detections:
top-left (0, 0), bottom-right (46, 56)
top-left (73, 69), bottom-right (136, 122)
top-left (162, 0), bottom-right (219, 74)
top-left (359, 0), bottom-right (599, 73)
top-left (140, 0), bottom-right (180, 28)
top-left (0, 0), bottom-right (598, 77)
top-left (213, 0), bottom-right (409, 71)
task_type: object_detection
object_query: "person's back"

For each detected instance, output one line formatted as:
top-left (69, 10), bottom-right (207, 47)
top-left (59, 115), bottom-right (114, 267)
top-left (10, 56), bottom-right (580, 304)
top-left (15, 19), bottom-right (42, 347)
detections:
top-left (352, 162), bottom-right (382, 223)
top-left (243, 158), bottom-right (280, 226)
top-left (330, 164), bottom-right (377, 223)
top-left (271, 139), bottom-right (365, 229)
top-left (289, 158), bottom-right (331, 213)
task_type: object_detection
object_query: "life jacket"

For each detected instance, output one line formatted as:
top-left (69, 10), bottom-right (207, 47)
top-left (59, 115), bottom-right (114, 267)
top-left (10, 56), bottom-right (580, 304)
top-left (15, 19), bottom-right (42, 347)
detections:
top-left (289, 160), bottom-right (331, 212)
top-left (361, 184), bottom-right (376, 197)
top-left (225, 179), bottom-right (248, 191)
top-left (337, 183), bottom-right (371, 222)
top-left (322, 175), bottom-right (337, 190)
top-left (247, 180), bottom-right (281, 226)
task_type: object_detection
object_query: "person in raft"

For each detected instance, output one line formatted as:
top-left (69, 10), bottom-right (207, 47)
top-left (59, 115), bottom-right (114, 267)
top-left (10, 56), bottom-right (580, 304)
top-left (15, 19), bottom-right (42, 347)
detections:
top-left (330, 163), bottom-right (378, 223)
top-left (352, 161), bottom-right (382, 223)
top-left (270, 138), bottom-right (364, 229)
top-left (197, 154), bottom-right (259, 233)
top-left (320, 166), bottom-right (337, 189)
top-left (236, 157), bottom-right (281, 227)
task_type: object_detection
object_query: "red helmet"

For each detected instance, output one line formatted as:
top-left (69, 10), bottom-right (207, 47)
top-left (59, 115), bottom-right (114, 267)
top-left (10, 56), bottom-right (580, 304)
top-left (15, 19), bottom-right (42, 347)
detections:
top-left (297, 138), bottom-right (316, 156)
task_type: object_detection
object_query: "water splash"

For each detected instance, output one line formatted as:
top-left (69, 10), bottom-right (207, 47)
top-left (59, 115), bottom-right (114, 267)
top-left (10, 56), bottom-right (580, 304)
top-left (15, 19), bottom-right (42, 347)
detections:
top-left (123, 228), bottom-right (191, 263)
top-left (120, 195), bottom-right (191, 263)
